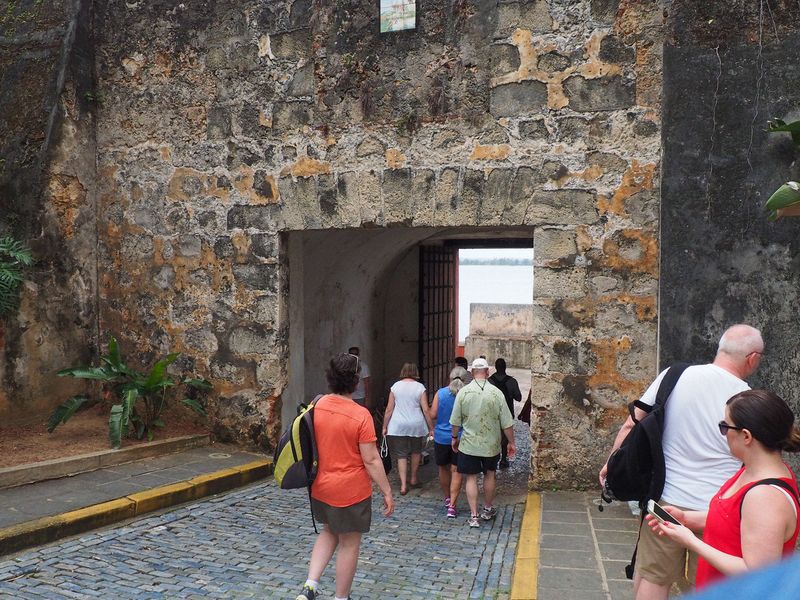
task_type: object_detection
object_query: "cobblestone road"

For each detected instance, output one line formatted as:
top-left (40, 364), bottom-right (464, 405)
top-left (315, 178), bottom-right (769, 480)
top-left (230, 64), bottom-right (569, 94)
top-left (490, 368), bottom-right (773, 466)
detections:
top-left (0, 420), bottom-right (532, 599)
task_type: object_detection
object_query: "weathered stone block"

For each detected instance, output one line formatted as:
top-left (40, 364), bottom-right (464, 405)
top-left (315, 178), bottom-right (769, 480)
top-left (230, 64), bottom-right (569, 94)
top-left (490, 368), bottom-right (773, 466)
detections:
top-left (564, 76), bottom-right (635, 112)
top-left (433, 167), bottom-right (461, 224)
top-left (529, 190), bottom-right (598, 225)
top-left (534, 228), bottom-right (578, 261)
top-left (270, 30), bottom-right (311, 60)
top-left (278, 175), bottom-right (319, 228)
top-left (599, 35), bottom-right (635, 65)
top-left (591, 275), bottom-right (618, 294)
top-left (184, 328), bottom-right (219, 353)
top-left (382, 168), bottom-right (413, 225)
top-left (490, 43), bottom-right (521, 75)
top-left (232, 264), bottom-right (278, 291)
top-left (590, 0), bottom-right (619, 23)
top-left (227, 205), bottom-right (280, 230)
top-left (207, 106), bottom-right (231, 139)
top-left (250, 233), bottom-right (276, 259)
top-left (287, 62), bottom-right (315, 97)
top-left (410, 169), bottom-right (436, 226)
top-left (519, 119), bottom-right (549, 139)
top-left (176, 235), bottom-right (202, 257)
top-left (272, 101), bottom-right (311, 131)
top-left (496, 1), bottom-right (552, 37)
top-left (229, 327), bottom-right (274, 356)
top-left (480, 168), bottom-right (514, 223)
top-left (490, 81), bottom-right (548, 117)
top-left (538, 52), bottom-right (571, 73)
top-left (586, 151), bottom-right (628, 174)
top-left (534, 267), bottom-right (588, 300)
top-left (356, 137), bottom-right (387, 158)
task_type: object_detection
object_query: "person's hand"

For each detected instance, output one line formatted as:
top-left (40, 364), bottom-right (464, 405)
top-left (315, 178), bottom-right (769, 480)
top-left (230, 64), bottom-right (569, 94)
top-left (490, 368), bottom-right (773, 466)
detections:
top-left (507, 442), bottom-right (516, 459)
top-left (428, 429), bottom-right (434, 439)
top-left (599, 463), bottom-right (608, 488)
top-left (645, 516), bottom-right (695, 547)
top-left (382, 427), bottom-right (388, 436)
top-left (451, 437), bottom-right (459, 453)
top-left (383, 491), bottom-right (395, 517)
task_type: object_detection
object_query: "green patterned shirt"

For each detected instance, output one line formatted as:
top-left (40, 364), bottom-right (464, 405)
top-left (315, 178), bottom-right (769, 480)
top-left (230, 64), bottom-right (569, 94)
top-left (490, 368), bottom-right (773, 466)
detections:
top-left (449, 378), bottom-right (514, 457)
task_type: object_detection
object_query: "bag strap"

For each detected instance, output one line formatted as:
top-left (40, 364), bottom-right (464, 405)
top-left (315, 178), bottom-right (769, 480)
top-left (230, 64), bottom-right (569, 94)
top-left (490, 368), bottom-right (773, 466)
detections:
top-left (625, 512), bottom-right (645, 580)
top-left (654, 362), bottom-right (691, 409)
top-left (307, 393), bottom-right (323, 534)
top-left (627, 363), bottom-right (690, 424)
top-left (739, 478), bottom-right (800, 518)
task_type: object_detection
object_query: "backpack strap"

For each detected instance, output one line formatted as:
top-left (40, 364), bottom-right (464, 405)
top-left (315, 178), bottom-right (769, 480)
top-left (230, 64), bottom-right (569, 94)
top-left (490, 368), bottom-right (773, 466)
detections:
top-left (627, 363), bottom-right (690, 424)
top-left (654, 363), bottom-right (691, 409)
top-left (739, 478), bottom-right (800, 518)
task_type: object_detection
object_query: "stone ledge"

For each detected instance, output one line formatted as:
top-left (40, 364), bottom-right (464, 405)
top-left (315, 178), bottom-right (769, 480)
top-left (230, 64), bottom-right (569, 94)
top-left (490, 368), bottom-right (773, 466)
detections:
top-left (0, 459), bottom-right (273, 557)
top-left (0, 434), bottom-right (211, 490)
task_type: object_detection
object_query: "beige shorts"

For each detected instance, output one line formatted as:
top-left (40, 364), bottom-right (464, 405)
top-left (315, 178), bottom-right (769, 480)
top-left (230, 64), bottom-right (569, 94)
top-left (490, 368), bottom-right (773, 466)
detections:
top-left (636, 502), bottom-right (700, 587)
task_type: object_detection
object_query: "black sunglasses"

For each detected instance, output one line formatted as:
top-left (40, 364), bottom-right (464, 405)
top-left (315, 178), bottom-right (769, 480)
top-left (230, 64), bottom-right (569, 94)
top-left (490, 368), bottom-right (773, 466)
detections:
top-left (718, 420), bottom-right (745, 436)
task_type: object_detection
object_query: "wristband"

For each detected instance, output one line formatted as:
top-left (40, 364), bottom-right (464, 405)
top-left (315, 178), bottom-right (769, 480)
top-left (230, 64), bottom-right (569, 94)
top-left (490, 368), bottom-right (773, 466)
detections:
top-left (451, 435), bottom-right (458, 439)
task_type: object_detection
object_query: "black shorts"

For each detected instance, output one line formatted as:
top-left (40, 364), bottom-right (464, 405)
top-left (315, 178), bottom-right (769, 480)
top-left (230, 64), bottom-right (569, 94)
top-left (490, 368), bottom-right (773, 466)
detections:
top-left (434, 442), bottom-right (457, 466)
top-left (457, 452), bottom-right (500, 475)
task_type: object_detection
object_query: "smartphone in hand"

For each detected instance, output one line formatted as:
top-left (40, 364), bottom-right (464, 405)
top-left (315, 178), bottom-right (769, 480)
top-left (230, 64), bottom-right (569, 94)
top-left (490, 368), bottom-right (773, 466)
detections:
top-left (647, 499), bottom-right (682, 526)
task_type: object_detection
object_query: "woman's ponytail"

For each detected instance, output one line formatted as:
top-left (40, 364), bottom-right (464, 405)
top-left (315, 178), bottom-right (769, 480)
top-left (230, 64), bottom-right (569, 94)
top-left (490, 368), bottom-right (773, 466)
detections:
top-left (781, 427), bottom-right (800, 453)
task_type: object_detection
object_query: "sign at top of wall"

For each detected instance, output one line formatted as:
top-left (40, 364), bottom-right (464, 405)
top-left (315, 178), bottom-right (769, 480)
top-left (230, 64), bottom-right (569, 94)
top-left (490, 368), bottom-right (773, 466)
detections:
top-left (380, 0), bottom-right (416, 33)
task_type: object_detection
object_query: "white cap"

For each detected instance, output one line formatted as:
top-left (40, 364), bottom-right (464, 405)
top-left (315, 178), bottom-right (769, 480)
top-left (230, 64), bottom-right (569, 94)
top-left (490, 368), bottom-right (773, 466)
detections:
top-left (470, 357), bottom-right (489, 370)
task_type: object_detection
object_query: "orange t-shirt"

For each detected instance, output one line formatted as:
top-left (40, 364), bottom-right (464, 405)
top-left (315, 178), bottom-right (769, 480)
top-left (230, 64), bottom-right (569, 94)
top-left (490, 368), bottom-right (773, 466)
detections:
top-left (311, 394), bottom-right (377, 507)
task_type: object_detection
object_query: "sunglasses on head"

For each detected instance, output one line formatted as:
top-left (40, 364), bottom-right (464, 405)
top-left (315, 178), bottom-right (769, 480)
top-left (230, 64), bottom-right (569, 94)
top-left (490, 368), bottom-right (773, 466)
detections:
top-left (718, 420), bottom-right (745, 436)
top-left (346, 353), bottom-right (359, 373)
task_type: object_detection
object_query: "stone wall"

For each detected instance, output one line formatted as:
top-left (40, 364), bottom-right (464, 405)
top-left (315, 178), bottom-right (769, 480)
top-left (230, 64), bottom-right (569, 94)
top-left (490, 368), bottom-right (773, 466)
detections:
top-left (0, 0), bottom-right (97, 425)
top-left (89, 0), bottom-right (663, 486)
top-left (465, 303), bottom-right (533, 368)
top-left (661, 3), bottom-right (800, 470)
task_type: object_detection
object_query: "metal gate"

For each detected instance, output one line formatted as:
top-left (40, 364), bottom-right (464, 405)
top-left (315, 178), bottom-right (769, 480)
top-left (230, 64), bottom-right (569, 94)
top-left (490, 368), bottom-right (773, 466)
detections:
top-left (418, 245), bottom-right (457, 393)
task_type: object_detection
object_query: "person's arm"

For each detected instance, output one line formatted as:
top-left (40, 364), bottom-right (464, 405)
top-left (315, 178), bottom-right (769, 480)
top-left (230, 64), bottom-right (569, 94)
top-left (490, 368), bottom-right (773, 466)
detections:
top-left (382, 392), bottom-right (396, 436)
top-left (502, 425), bottom-right (516, 458)
top-left (649, 487), bottom-right (794, 576)
top-left (430, 391), bottom-right (440, 420)
top-left (511, 379), bottom-right (522, 403)
top-left (418, 390), bottom-right (433, 437)
top-left (359, 441), bottom-right (394, 517)
top-left (450, 395), bottom-right (462, 452)
top-left (363, 376), bottom-right (371, 409)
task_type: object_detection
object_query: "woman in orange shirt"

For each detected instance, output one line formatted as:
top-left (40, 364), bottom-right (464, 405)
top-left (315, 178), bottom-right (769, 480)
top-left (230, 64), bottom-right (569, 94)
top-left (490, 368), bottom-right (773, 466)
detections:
top-left (296, 353), bottom-right (395, 600)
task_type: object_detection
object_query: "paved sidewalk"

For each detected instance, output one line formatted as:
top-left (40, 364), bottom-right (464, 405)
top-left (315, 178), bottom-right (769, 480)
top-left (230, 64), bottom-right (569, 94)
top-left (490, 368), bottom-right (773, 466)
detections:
top-left (537, 492), bottom-right (639, 600)
top-left (0, 446), bottom-right (264, 529)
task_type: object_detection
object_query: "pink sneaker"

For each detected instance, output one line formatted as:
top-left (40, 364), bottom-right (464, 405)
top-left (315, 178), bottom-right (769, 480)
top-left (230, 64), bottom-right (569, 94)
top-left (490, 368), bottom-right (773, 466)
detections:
top-left (447, 504), bottom-right (457, 519)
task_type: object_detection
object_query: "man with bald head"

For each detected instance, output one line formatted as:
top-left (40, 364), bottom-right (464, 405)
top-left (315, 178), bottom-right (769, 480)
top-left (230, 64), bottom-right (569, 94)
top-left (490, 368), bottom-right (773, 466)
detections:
top-left (599, 324), bottom-right (764, 600)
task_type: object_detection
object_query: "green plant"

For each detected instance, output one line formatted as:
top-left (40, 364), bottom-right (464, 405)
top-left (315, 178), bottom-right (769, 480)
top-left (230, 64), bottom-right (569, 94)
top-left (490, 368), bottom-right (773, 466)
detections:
top-left (0, 236), bottom-right (33, 316)
top-left (764, 118), bottom-right (800, 220)
top-left (48, 337), bottom-right (211, 448)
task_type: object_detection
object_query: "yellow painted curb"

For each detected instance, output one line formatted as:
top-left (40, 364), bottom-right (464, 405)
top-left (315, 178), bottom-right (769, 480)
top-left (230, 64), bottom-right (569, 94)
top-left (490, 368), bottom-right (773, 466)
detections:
top-left (510, 492), bottom-right (541, 600)
top-left (128, 481), bottom-right (197, 515)
top-left (0, 458), bottom-right (274, 557)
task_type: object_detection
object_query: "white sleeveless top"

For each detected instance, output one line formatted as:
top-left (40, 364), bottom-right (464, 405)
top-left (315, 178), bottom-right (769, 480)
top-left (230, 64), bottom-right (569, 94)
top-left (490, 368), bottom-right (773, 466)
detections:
top-left (387, 379), bottom-right (428, 437)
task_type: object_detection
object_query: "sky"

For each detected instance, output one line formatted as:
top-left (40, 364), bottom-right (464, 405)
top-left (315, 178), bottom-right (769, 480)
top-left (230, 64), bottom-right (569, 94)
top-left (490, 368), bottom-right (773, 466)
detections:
top-left (459, 248), bottom-right (533, 261)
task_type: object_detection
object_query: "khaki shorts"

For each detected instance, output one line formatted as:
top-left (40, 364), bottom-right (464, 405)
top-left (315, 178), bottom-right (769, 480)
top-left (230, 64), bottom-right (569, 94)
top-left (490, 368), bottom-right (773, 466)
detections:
top-left (386, 435), bottom-right (425, 459)
top-left (636, 502), bottom-right (700, 587)
top-left (311, 496), bottom-right (371, 534)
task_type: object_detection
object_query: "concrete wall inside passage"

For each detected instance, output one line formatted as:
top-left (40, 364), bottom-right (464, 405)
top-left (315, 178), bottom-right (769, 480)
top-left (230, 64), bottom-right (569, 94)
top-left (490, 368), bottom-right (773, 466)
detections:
top-left (661, 2), bottom-right (800, 461)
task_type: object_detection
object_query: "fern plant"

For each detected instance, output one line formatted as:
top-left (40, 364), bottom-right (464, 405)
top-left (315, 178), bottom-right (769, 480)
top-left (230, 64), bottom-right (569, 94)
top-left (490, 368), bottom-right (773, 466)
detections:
top-left (0, 236), bottom-right (33, 316)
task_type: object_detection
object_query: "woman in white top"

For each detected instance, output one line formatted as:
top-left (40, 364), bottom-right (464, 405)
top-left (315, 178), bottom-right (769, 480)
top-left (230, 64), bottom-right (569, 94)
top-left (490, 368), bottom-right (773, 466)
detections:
top-left (382, 362), bottom-right (434, 495)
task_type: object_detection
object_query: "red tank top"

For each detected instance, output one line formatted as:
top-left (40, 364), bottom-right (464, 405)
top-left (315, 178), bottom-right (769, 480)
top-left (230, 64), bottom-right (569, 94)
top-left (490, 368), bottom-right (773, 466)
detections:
top-left (695, 466), bottom-right (800, 589)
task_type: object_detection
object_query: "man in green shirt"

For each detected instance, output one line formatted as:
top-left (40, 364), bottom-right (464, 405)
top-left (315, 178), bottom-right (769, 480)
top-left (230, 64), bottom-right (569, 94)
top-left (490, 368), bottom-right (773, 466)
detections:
top-left (450, 357), bottom-right (516, 528)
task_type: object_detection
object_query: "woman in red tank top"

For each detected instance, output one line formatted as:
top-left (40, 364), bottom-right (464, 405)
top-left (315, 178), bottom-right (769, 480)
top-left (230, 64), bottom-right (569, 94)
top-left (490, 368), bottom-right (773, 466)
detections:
top-left (646, 390), bottom-right (800, 591)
